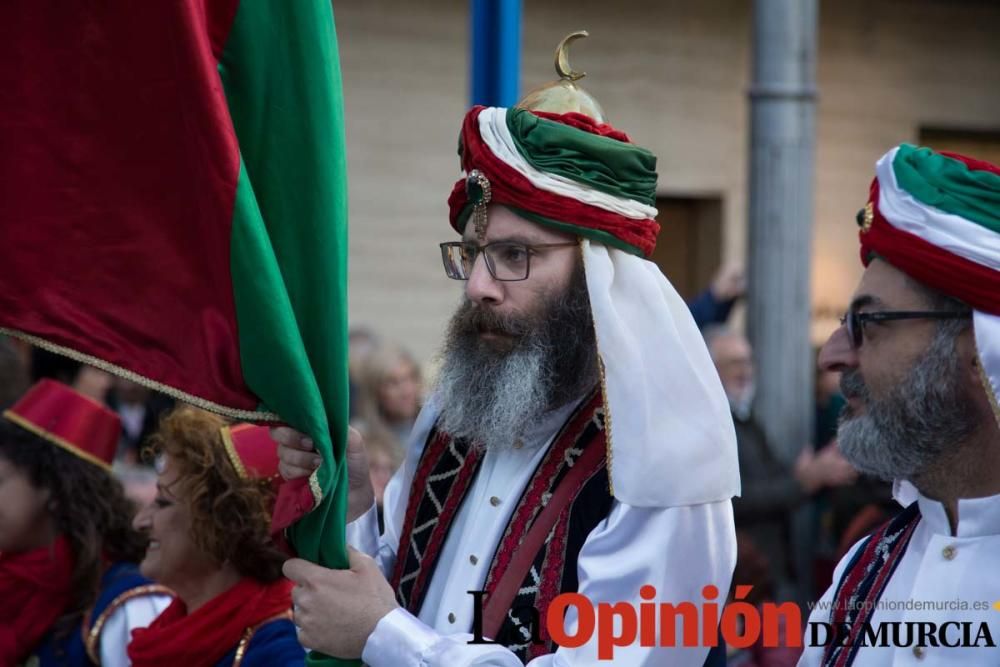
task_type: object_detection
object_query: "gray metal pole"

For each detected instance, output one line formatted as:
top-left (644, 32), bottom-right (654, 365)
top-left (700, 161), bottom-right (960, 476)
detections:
top-left (747, 0), bottom-right (818, 464)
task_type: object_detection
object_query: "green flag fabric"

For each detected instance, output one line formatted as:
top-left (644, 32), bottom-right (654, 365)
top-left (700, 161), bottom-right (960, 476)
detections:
top-left (0, 2), bottom-right (353, 663)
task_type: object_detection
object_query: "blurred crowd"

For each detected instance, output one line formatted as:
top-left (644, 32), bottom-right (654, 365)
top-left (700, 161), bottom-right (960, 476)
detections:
top-left (0, 262), bottom-right (891, 665)
top-left (692, 265), bottom-right (895, 667)
top-left (0, 262), bottom-right (892, 571)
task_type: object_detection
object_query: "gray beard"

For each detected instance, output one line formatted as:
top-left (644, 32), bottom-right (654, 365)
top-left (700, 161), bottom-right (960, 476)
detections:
top-left (434, 268), bottom-right (598, 451)
top-left (837, 327), bottom-right (978, 481)
top-left (434, 328), bottom-right (550, 451)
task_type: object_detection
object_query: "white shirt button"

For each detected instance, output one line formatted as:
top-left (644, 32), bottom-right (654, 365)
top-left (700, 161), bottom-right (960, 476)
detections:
top-left (448, 612), bottom-right (456, 624)
top-left (470, 554), bottom-right (478, 565)
top-left (913, 645), bottom-right (926, 659)
top-left (490, 496), bottom-right (501, 506)
top-left (942, 545), bottom-right (957, 560)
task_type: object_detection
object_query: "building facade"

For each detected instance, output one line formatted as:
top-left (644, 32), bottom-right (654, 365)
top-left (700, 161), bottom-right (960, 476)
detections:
top-left (338, 0), bottom-right (1000, 363)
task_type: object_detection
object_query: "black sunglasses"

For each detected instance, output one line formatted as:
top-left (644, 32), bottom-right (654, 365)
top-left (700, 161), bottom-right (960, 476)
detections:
top-left (840, 310), bottom-right (970, 349)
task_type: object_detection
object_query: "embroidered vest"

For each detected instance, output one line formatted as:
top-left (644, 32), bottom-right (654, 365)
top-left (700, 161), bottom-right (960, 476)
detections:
top-left (821, 501), bottom-right (921, 667)
top-left (390, 390), bottom-right (612, 661)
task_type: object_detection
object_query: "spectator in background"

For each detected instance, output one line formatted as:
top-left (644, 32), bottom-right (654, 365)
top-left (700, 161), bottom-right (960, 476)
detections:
top-left (726, 533), bottom-right (803, 667)
top-left (814, 365), bottom-right (845, 449)
top-left (0, 337), bottom-right (29, 409)
top-left (352, 343), bottom-right (422, 451)
top-left (28, 348), bottom-right (114, 405)
top-left (810, 361), bottom-right (894, 593)
top-left (30, 347), bottom-right (81, 385)
top-left (72, 366), bottom-right (115, 403)
top-left (356, 425), bottom-right (406, 531)
top-left (106, 377), bottom-right (174, 463)
top-left (351, 344), bottom-right (423, 517)
top-left (115, 463), bottom-right (160, 510)
top-left (0, 380), bottom-right (171, 666)
top-left (347, 326), bottom-right (380, 420)
top-left (689, 263), bottom-right (747, 329)
top-left (705, 326), bottom-right (857, 600)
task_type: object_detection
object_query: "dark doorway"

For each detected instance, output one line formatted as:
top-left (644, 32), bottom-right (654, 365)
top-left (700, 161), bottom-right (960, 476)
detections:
top-left (650, 196), bottom-right (724, 300)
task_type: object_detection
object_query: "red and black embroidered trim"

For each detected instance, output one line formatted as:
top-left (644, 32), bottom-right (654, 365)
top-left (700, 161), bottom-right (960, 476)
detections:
top-left (484, 390), bottom-right (609, 659)
top-left (390, 430), bottom-right (482, 611)
top-left (822, 501), bottom-right (921, 667)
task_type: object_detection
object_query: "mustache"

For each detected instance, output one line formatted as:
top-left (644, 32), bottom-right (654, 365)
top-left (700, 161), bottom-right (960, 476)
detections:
top-left (839, 369), bottom-right (869, 402)
top-left (451, 300), bottom-right (533, 338)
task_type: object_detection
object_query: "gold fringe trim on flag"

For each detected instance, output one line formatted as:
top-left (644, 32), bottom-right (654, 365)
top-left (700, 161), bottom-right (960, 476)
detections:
top-left (309, 469), bottom-right (324, 506)
top-left (0, 327), bottom-right (280, 422)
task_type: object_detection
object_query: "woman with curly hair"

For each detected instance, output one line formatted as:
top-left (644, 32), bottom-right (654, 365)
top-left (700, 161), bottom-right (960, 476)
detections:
top-left (128, 407), bottom-right (304, 667)
top-left (0, 379), bottom-right (172, 666)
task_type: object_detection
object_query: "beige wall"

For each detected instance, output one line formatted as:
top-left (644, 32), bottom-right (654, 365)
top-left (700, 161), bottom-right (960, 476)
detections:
top-left (813, 0), bottom-right (1000, 337)
top-left (337, 0), bottom-right (1000, 363)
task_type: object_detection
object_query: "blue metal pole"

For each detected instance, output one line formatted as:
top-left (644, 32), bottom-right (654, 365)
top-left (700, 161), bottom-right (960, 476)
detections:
top-left (470, 0), bottom-right (521, 108)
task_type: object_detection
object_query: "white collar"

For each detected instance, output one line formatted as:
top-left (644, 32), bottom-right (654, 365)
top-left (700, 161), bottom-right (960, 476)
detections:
top-left (895, 479), bottom-right (1000, 538)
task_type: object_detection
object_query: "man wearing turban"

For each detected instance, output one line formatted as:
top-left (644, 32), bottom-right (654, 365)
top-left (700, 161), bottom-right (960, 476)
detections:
top-left (799, 144), bottom-right (1000, 666)
top-left (278, 39), bottom-right (741, 666)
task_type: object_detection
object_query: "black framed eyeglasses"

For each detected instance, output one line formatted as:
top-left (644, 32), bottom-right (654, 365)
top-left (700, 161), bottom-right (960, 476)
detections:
top-left (439, 240), bottom-right (578, 282)
top-left (839, 310), bottom-right (971, 349)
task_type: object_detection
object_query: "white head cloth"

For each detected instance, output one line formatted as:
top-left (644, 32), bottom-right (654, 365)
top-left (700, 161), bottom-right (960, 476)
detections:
top-left (582, 240), bottom-right (740, 507)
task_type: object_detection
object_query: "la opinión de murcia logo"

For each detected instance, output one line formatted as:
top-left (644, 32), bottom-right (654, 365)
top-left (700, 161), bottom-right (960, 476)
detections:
top-left (466, 585), bottom-right (999, 660)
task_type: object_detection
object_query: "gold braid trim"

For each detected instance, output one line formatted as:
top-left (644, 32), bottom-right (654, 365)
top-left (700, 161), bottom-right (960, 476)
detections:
top-left (976, 349), bottom-right (1000, 432)
top-left (220, 425), bottom-right (250, 479)
top-left (3, 410), bottom-right (112, 472)
top-left (596, 355), bottom-right (614, 497)
top-left (233, 610), bottom-right (294, 667)
top-left (308, 468), bottom-right (324, 506)
top-left (0, 327), bottom-right (280, 422)
top-left (82, 584), bottom-right (174, 664)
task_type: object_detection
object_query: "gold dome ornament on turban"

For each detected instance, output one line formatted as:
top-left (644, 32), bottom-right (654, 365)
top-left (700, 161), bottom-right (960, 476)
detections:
top-left (516, 31), bottom-right (608, 123)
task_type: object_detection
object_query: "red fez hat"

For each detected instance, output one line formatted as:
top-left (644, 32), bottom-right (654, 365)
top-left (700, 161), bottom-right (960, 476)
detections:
top-left (220, 423), bottom-right (281, 487)
top-left (2, 379), bottom-right (120, 471)
top-left (220, 423), bottom-right (308, 551)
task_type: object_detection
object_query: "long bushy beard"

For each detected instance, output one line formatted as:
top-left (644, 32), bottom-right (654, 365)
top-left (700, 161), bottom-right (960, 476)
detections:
top-left (434, 264), bottom-right (598, 451)
top-left (837, 327), bottom-right (979, 481)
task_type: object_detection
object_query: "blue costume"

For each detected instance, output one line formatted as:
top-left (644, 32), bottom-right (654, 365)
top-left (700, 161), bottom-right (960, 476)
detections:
top-left (30, 562), bottom-right (170, 667)
top-left (215, 616), bottom-right (305, 667)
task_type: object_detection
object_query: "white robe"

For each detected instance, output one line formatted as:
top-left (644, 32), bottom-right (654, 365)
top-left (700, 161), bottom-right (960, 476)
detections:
top-left (798, 483), bottom-right (1000, 666)
top-left (348, 398), bottom-right (736, 666)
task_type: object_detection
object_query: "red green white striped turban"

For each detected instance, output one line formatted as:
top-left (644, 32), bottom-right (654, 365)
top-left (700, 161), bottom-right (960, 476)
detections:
top-left (447, 105), bottom-right (660, 257)
top-left (859, 143), bottom-right (1000, 423)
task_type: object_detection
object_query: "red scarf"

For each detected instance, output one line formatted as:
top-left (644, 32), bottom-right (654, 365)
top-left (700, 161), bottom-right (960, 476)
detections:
top-left (128, 577), bottom-right (294, 667)
top-left (0, 536), bottom-right (76, 665)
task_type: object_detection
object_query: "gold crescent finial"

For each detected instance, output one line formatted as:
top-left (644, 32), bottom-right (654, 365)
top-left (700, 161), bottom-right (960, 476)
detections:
top-left (516, 30), bottom-right (606, 122)
top-left (555, 30), bottom-right (588, 82)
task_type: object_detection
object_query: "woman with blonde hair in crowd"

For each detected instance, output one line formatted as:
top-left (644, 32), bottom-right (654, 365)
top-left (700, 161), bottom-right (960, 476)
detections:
top-left (0, 379), bottom-right (171, 666)
top-left (352, 344), bottom-right (422, 496)
top-left (128, 407), bottom-right (303, 667)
